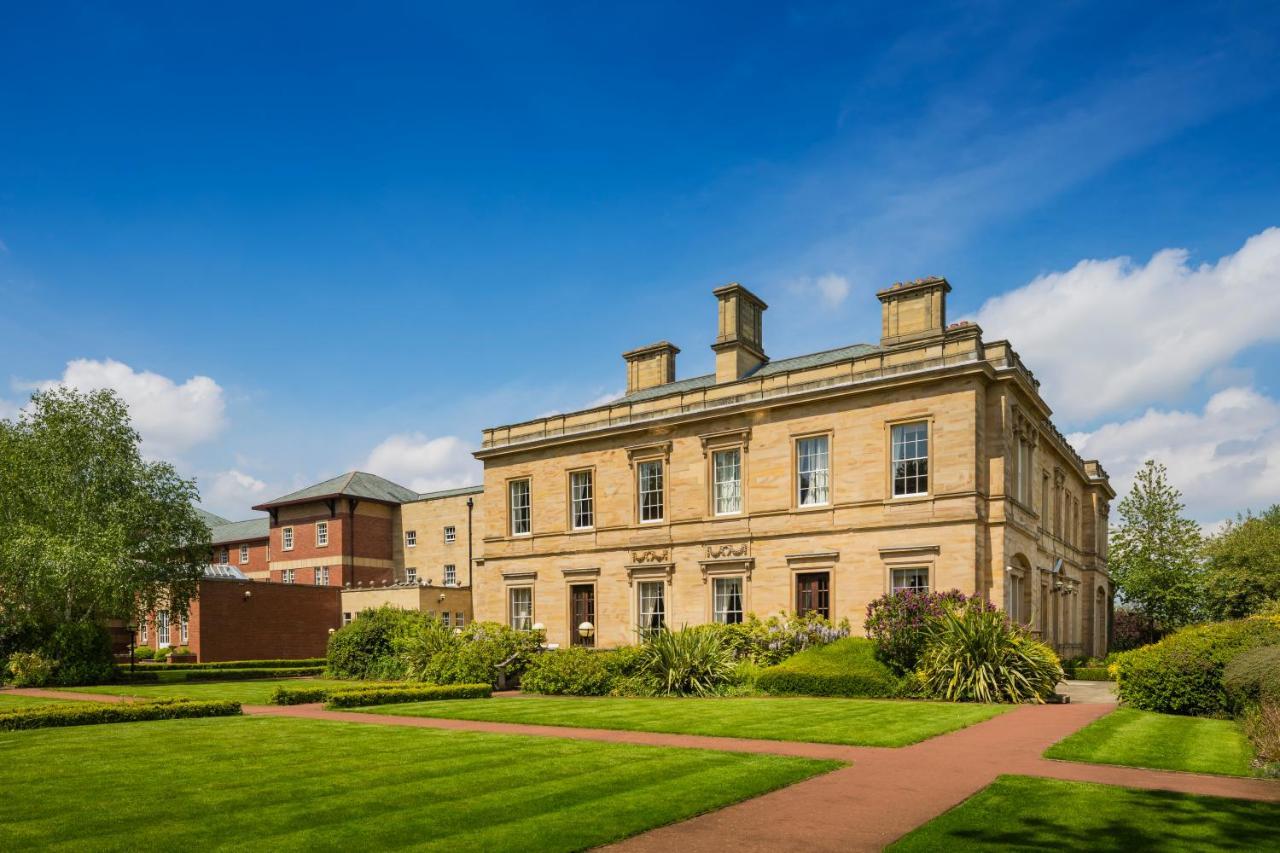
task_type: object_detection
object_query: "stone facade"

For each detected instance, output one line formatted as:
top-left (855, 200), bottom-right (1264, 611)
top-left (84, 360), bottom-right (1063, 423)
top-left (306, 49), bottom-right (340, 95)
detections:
top-left (473, 278), bottom-right (1114, 655)
top-left (340, 582), bottom-right (474, 628)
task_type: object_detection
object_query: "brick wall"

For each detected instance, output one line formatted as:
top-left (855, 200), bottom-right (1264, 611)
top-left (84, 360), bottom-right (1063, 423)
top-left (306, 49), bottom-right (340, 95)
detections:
top-left (213, 538), bottom-right (270, 577)
top-left (192, 579), bottom-right (341, 662)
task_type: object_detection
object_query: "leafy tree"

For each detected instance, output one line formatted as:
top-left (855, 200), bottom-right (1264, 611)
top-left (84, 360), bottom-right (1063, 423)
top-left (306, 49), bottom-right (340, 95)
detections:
top-left (1109, 459), bottom-right (1203, 632)
top-left (1201, 505), bottom-right (1280, 619)
top-left (0, 387), bottom-right (209, 630)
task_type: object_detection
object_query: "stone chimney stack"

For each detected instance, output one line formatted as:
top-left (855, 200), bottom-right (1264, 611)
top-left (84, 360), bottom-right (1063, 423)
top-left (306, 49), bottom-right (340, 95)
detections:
top-left (877, 276), bottom-right (951, 348)
top-left (622, 341), bottom-right (680, 395)
top-left (712, 283), bottom-right (768, 383)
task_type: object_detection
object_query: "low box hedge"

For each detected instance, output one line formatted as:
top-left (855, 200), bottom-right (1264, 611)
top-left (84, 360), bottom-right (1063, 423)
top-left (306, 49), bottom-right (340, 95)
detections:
top-left (756, 637), bottom-right (905, 699)
top-left (117, 666), bottom-right (323, 683)
top-left (1070, 666), bottom-right (1114, 682)
top-left (324, 683), bottom-right (491, 709)
top-left (0, 698), bottom-right (241, 731)
top-left (270, 685), bottom-right (333, 705)
top-left (130, 658), bottom-right (327, 671)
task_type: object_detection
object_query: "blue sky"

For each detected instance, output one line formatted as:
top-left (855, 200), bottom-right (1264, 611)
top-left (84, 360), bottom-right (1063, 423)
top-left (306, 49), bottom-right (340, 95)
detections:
top-left (2, 2), bottom-right (1279, 523)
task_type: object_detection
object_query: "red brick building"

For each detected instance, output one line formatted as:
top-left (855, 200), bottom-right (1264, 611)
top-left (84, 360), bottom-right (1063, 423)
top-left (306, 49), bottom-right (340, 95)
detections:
top-left (200, 510), bottom-right (271, 580)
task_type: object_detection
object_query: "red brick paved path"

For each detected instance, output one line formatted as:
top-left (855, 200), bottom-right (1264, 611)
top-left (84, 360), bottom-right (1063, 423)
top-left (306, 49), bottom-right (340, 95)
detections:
top-left (7, 688), bottom-right (1277, 851)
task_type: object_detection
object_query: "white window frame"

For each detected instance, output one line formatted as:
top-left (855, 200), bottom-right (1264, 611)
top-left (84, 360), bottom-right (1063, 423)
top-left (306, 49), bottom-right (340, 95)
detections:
top-left (316, 521), bottom-right (329, 547)
top-left (405, 529), bottom-right (417, 548)
top-left (637, 460), bottom-right (664, 523)
top-left (637, 580), bottom-right (666, 635)
top-left (712, 576), bottom-right (744, 624)
top-left (282, 527), bottom-right (295, 551)
top-left (891, 421), bottom-right (929, 498)
top-left (443, 525), bottom-right (456, 544)
top-left (140, 621), bottom-right (148, 643)
top-left (180, 617), bottom-right (189, 644)
top-left (455, 611), bottom-right (465, 627)
top-left (342, 611), bottom-right (353, 626)
top-left (239, 543), bottom-right (249, 564)
top-left (712, 448), bottom-right (742, 516)
top-left (156, 610), bottom-right (171, 648)
top-left (443, 564), bottom-right (457, 585)
top-left (442, 611), bottom-right (451, 627)
top-left (570, 469), bottom-right (594, 530)
top-left (219, 546), bottom-right (229, 564)
top-left (796, 435), bottom-right (830, 507)
top-left (508, 587), bottom-right (533, 631)
top-left (282, 568), bottom-right (295, 584)
top-left (406, 567), bottom-right (418, 584)
top-left (891, 566), bottom-right (930, 594)
top-left (316, 566), bottom-right (329, 586)
top-left (509, 479), bottom-right (531, 536)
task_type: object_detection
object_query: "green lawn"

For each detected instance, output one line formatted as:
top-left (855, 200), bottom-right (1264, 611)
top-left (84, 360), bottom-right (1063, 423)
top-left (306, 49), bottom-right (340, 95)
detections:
top-left (0, 715), bottom-right (838, 851)
top-left (0, 692), bottom-right (77, 709)
top-left (357, 694), bottom-right (1007, 746)
top-left (890, 775), bottom-right (1280, 851)
top-left (1045, 708), bottom-right (1256, 777)
top-left (51, 678), bottom-right (358, 705)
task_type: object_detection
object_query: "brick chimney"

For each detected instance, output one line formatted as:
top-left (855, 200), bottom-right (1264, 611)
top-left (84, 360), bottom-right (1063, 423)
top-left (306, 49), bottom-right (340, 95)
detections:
top-left (712, 283), bottom-right (768, 383)
top-left (622, 341), bottom-right (679, 395)
top-left (877, 276), bottom-right (950, 348)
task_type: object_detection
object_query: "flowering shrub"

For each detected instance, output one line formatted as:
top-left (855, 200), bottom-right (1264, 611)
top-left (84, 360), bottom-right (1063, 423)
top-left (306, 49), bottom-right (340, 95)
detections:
top-left (719, 612), bottom-right (851, 666)
top-left (7, 651), bottom-right (56, 687)
top-left (864, 590), bottom-right (994, 674)
top-left (1111, 608), bottom-right (1158, 652)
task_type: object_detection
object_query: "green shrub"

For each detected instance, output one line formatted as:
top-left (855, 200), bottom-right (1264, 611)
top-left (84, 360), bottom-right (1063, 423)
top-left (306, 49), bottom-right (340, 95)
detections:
top-left (717, 612), bottom-right (851, 666)
top-left (635, 626), bottom-right (736, 697)
top-left (1113, 615), bottom-right (1280, 716)
top-left (521, 648), bottom-right (614, 696)
top-left (327, 606), bottom-right (428, 680)
top-left (172, 646), bottom-right (192, 656)
top-left (324, 683), bottom-right (491, 709)
top-left (117, 666), bottom-right (323, 683)
top-left (7, 651), bottom-right (57, 687)
top-left (864, 590), bottom-right (993, 674)
top-left (153, 647), bottom-right (172, 661)
top-left (1224, 645), bottom-right (1280, 711)
top-left (399, 620), bottom-right (542, 688)
top-left (0, 699), bottom-right (241, 731)
top-left (131, 646), bottom-right (155, 661)
top-left (917, 605), bottom-right (1062, 703)
top-left (44, 622), bottom-right (115, 686)
top-left (270, 685), bottom-right (331, 705)
top-left (1071, 667), bottom-right (1114, 682)
top-left (756, 637), bottom-right (904, 698)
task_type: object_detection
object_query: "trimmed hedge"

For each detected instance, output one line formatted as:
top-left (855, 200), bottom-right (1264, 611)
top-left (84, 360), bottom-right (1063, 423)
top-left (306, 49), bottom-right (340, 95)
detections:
top-left (1071, 667), bottom-right (1114, 682)
top-left (324, 683), bottom-right (491, 709)
top-left (0, 699), bottom-right (241, 731)
top-left (756, 638), bottom-right (904, 698)
top-left (521, 647), bottom-right (614, 696)
top-left (117, 666), bottom-right (323, 683)
top-left (270, 686), bottom-right (333, 705)
top-left (1114, 615), bottom-right (1280, 716)
top-left (1224, 645), bottom-right (1280, 710)
top-left (130, 658), bottom-right (327, 671)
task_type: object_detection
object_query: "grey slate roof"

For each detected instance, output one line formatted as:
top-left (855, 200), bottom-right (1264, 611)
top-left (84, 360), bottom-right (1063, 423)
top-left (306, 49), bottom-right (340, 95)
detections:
top-left (209, 517), bottom-right (270, 545)
top-left (618, 342), bottom-right (881, 403)
top-left (415, 484), bottom-right (484, 501)
top-left (196, 508), bottom-right (231, 527)
top-left (257, 471), bottom-right (420, 508)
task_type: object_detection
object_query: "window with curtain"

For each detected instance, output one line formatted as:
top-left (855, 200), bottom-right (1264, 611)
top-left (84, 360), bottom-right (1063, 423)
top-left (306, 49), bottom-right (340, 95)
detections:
top-left (637, 580), bottom-right (665, 635)
top-left (508, 587), bottom-right (532, 631)
top-left (713, 577), bottom-right (744, 624)
top-left (713, 448), bottom-right (742, 515)
top-left (796, 436), bottom-right (829, 506)
top-left (891, 567), bottom-right (929, 593)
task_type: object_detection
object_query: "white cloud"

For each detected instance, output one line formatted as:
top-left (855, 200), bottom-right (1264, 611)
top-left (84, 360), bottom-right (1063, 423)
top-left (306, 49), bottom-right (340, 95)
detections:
top-left (788, 273), bottom-right (852, 308)
top-left (25, 358), bottom-right (227, 458)
top-left (203, 469), bottom-right (270, 517)
top-left (0, 397), bottom-right (18, 421)
top-left (1069, 387), bottom-right (1280, 523)
top-left (971, 228), bottom-right (1280, 423)
top-left (363, 432), bottom-right (481, 493)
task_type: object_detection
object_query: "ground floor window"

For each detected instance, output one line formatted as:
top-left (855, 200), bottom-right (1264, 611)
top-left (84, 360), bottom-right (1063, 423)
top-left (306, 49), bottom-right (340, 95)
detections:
top-left (140, 621), bottom-right (148, 643)
top-left (455, 611), bottom-right (465, 627)
top-left (156, 610), bottom-right (170, 647)
top-left (342, 612), bottom-right (352, 625)
top-left (180, 617), bottom-right (189, 644)
top-left (795, 572), bottom-right (829, 619)
top-left (442, 611), bottom-right (451, 627)
top-left (638, 580), bottom-right (665, 636)
top-left (712, 577), bottom-right (744, 624)
top-left (509, 587), bottom-right (533, 631)
top-left (891, 567), bottom-right (929, 594)
top-left (316, 566), bottom-right (329, 586)
top-left (282, 569), bottom-right (295, 584)
top-left (1005, 571), bottom-right (1026, 623)
top-left (570, 584), bottom-right (596, 647)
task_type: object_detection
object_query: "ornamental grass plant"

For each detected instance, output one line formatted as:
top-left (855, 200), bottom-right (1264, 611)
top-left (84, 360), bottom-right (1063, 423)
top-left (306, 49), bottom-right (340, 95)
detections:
top-left (916, 605), bottom-right (1062, 703)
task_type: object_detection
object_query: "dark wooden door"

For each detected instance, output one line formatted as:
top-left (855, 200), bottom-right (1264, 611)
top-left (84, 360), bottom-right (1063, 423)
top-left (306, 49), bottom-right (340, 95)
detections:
top-left (570, 584), bottom-right (596, 647)
top-left (795, 572), bottom-right (830, 619)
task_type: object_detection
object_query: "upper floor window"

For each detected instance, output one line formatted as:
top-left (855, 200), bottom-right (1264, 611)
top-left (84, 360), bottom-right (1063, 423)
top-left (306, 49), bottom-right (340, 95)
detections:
top-left (891, 422), bottom-right (929, 497)
top-left (239, 544), bottom-right (249, 564)
top-left (316, 566), bottom-right (329, 586)
top-left (444, 564), bottom-right (457, 585)
top-left (316, 521), bottom-right (329, 547)
top-left (638, 460), bottom-right (664, 523)
top-left (796, 436), bottom-right (830, 506)
top-left (219, 546), bottom-right (229, 563)
top-left (509, 479), bottom-right (531, 535)
top-left (406, 567), bottom-right (418, 584)
top-left (443, 525), bottom-right (456, 544)
top-left (282, 527), bottom-right (295, 551)
top-left (570, 469), bottom-right (594, 529)
top-left (282, 568), bottom-right (295, 584)
top-left (713, 448), bottom-right (742, 515)
top-left (405, 529), bottom-right (417, 548)
top-left (891, 567), bottom-right (930, 594)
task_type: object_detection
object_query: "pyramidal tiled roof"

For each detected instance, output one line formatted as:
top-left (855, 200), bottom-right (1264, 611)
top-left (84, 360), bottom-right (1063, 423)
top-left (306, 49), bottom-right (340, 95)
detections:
top-left (618, 342), bottom-right (881, 403)
top-left (209, 517), bottom-right (270, 545)
top-left (256, 471), bottom-right (420, 509)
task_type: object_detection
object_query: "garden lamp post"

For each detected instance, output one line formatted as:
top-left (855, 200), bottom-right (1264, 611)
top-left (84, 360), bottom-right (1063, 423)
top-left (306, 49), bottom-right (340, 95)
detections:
top-left (577, 621), bottom-right (595, 642)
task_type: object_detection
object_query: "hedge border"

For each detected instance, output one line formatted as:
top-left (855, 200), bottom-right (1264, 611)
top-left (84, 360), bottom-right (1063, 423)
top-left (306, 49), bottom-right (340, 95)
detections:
top-left (325, 684), bottom-right (492, 709)
top-left (0, 699), bottom-right (241, 730)
top-left (116, 666), bottom-right (323, 683)
top-left (755, 666), bottom-right (904, 699)
top-left (123, 658), bottom-right (326, 671)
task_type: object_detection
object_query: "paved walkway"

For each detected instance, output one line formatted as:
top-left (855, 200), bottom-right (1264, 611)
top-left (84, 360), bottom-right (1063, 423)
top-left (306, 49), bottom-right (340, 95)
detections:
top-left (6, 688), bottom-right (1277, 851)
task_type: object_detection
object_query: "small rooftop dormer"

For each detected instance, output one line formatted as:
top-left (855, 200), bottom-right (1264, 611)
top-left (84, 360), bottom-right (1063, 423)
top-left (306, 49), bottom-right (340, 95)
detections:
top-left (877, 276), bottom-right (950, 348)
top-left (623, 341), bottom-right (680, 395)
top-left (712, 283), bottom-right (768, 383)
